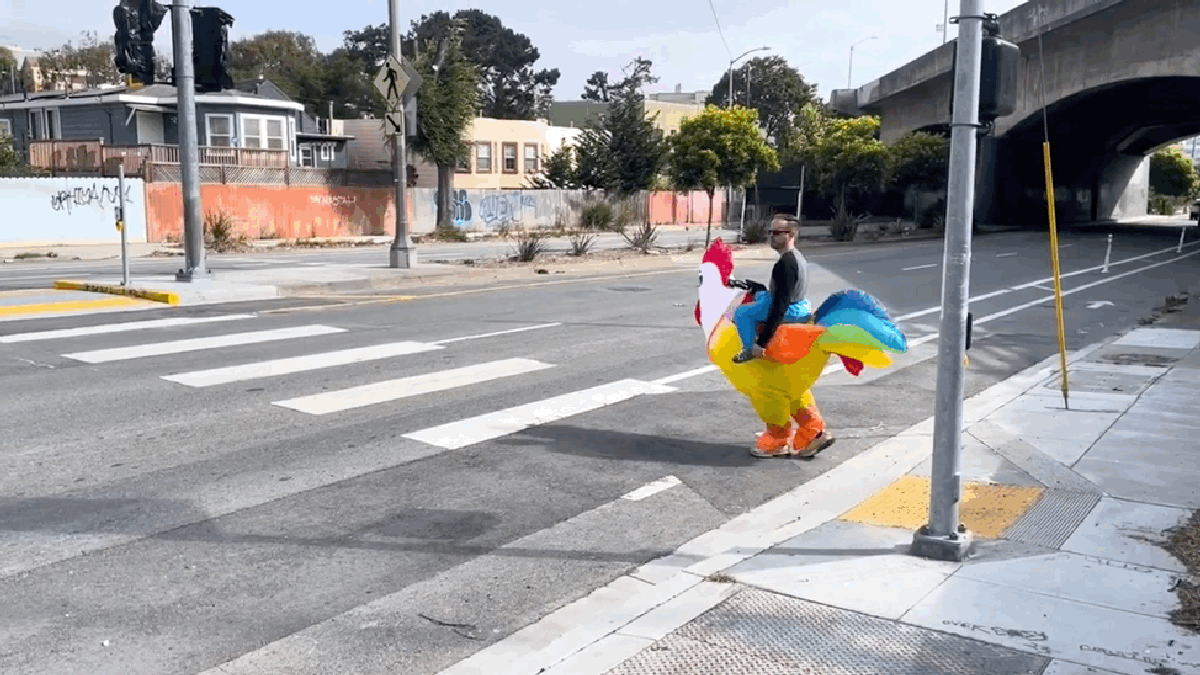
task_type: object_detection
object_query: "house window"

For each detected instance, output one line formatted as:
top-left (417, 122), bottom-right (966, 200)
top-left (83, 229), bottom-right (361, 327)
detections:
top-left (300, 146), bottom-right (314, 167)
top-left (0, 119), bottom-right (11, 137)
top-left (239, 114), bottom-right (287, 150)
top-left (206, 114), bottom-right (234, 147)
top-left (524, 143), bottom-right (539, 173)
top-left (475, 141), bottom-right (492, 173)
top-left (319, 144), bottom-right (331, 162)
top-left (43, 109), bottom-right (59, 139)
top-left (456, 153), bottom-right (471, 173)
top-left (502, 142), bottom-right (518, 173)
top-left (26, 109), bottom-right (58, 140)
top-left (27, 110), bottom-right (41, 139)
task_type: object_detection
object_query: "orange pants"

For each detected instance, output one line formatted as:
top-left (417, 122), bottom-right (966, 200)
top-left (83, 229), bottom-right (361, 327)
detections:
top-left (791, 402), bottom-right (826, 447)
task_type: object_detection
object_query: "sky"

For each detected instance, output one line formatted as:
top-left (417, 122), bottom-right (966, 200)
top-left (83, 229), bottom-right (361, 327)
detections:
top-left (2, 0), bottom-right (1029, 103)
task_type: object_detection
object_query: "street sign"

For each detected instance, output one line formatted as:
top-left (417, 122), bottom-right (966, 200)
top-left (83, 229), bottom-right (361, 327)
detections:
top-left (373, 55), bottom-right (423, 107)
top-left (384, 110), bottom-right (403, 136)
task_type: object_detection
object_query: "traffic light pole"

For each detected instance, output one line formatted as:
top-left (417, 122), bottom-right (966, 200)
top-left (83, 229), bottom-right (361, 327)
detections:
top-left (388, 0), bottom-right (415, 269)
top-left (171, 0), bottom-right (208, 281)
top-left (911, 0), bottom-right (983, 563)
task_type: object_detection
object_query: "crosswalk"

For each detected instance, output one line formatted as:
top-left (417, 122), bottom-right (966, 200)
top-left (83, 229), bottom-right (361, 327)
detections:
top-left (3, 314), bottom-right (684, 451)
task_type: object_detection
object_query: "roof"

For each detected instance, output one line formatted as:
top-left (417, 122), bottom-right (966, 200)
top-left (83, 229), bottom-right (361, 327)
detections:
top-left (0, 82), bottom-right (306, 112)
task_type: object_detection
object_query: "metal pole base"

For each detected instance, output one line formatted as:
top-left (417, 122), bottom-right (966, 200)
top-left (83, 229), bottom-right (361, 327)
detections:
top-left (389, 245), bottom-right (417, 269)
top-left (911, 526), bottom-right (974, 562)
top-left (175, 268), bottom-right (213, 282)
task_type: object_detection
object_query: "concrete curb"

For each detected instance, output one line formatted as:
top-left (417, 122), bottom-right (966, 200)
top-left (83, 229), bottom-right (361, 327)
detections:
top-left (53, 280), bottom-right (179, 305)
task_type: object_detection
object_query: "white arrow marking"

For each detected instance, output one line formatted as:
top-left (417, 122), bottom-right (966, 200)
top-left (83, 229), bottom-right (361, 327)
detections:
top-left (1087, 301), bottom-right (1113, 309)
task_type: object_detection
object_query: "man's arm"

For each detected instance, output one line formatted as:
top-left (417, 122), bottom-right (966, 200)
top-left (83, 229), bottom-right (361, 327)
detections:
top-left (756, 256), bottom-right (800, 348)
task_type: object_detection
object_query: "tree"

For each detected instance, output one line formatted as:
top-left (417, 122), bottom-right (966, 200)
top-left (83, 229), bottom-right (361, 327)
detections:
top-left (668, 105), bottom-right (780, 247)
top-left (0, 47), bottom-right (16, 95)
top-left (229, 31), bottom-right (327, 114)
top-left (706, 56), bottom-right (817, 148)
top-left (1150, 146), bottom-right (1199, 198)
top-left (581, 71), bottom-right (610, 102)
top-left (407, 10), bottom-right (559, 120)
top-left (0, 135), bottom-right (21, 170)
top-left (789, 103), bottom-right (889, 240)
top-left (573, 57), bottom-right (667, 195)
top-left (409, 19), bottom-right (480, 231)
top-left (888, 131), bottom-right (950, 193)
top-left (529, 141), bottom-right (578, 189)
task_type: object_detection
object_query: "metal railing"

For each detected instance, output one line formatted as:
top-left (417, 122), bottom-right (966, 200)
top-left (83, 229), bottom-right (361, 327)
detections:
top-left (27, 139), bottom-right (290, 176)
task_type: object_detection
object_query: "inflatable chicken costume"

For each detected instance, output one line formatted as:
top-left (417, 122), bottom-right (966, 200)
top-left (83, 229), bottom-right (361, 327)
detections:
top-left (695, 239), bottom-right (909, 457)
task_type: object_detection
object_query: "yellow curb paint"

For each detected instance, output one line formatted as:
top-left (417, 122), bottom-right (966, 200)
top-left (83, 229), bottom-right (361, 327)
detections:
top-left (54, 280), bottom-right (179, 305)
top-left (0, 297), bottom-right (148, 317)
top-left (839, 475), bottom-right (1045, 539)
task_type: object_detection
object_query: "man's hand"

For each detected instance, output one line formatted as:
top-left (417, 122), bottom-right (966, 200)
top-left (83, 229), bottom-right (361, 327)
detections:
top-left (751, 345), bottom-right (766, 358)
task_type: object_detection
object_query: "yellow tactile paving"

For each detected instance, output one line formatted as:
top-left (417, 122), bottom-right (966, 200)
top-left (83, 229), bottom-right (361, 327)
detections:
top-left (840, 475), bottom-right (1045, 539)
top-left (0, 297), bottom-right (150, 317)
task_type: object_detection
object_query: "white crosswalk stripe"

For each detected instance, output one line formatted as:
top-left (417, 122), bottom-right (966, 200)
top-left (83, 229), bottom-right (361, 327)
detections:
top-left (403, 379), bottom-right (677, 449)
top-left (0, 314), bottom-right (255, 344)
top-left (272, 357), bottom-right (554, 415)
top-left (162, 340), bottom-right (444, 387)
top-left (62, 325), bottom-right (346, 363)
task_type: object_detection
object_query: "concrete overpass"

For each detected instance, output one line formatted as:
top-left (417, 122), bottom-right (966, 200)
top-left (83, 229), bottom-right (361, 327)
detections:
top-left (830, 0), bottom-right (1200, 226)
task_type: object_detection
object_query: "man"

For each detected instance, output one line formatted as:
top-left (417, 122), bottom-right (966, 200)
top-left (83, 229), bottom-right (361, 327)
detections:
top-left (732, 214), bottom-right (834, 458)
top-left (732, 214), bottom-right (811, 364)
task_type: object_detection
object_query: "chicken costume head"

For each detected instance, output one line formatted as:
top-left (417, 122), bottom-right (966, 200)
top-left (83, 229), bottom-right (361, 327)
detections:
top-left (695, 238), bottom-right (908, 433)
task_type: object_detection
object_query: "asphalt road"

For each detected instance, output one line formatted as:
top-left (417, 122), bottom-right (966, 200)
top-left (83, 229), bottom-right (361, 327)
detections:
top-left (0, 228), bottom-right (738, 290)
top-left (1, 226), bottom-right (1198, 675)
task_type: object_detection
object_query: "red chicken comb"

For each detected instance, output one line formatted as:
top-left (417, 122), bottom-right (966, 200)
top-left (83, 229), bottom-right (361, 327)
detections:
top-left (702, 238), bottom-right (734, 282)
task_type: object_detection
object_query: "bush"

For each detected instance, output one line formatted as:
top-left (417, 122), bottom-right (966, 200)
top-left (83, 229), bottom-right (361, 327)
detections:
top-left (509, 227), bottom-right (548, 262)
top-left (741, 216), bottom-right (772, 244)
top-left (568, 230), bottom-right (597, 256)
top-left (203, 210), bottom-right (249, 252)
top-left (620, 221), bottom-right (660, 252)
top-left (829, 198), bottom-right (866, 242)
top-left (580, 201), bottom-right (614, 231)
top-left (431, 224), bottom-right (468, 242)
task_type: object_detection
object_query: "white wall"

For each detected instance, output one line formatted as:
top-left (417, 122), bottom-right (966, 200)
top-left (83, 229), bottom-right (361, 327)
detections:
top-left (0, 177), bottom-right (147, 244)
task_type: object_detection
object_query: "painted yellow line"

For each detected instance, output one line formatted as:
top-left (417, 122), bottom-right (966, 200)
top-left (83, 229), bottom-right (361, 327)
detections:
top-left (839, 475), bottom-right (1044, 539)
top-left (0, 297), bottom-right (149, 317)
top-left (54, 280), bottom-right (179, 305)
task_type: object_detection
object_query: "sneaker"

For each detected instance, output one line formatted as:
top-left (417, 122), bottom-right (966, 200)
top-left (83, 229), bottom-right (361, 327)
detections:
top-left (793, 432), bottom-right (836, 459)
top-left (732, 349), bottom-right (756, 364)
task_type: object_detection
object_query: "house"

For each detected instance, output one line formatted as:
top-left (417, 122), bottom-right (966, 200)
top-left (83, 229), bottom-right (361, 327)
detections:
top-left (343, 116), bottom-right (583, 191)
top-left (234, 78), bottom-right (355, 168)
top-left (0, 79), bottom-right (318, 168)
top-left (547, 99), bottom-right (704, 136)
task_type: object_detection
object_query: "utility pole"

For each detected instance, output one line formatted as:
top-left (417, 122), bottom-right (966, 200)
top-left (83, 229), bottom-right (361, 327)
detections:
top-left (171, 0), bottom-right (207, 281)
top-left (388, 0), bottom-right (415, 269)
top-left (911, 0), bottom-right (983, 563)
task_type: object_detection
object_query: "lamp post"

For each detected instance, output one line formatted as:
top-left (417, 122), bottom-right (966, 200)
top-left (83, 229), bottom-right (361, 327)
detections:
top-left (848, 36), bottom-right (879, 89)
top-left (728, 46), bottom-right (770, 106)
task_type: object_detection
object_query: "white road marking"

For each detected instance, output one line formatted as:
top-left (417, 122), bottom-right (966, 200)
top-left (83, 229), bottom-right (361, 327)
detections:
top-left (652, 365), bottom-right (718, 386)
top-left (403, 379), bottom-right (677, 449)
top-left (996, 252), bottom-right (1018, 258)
top-left (1087, 301), bottom-right (1114, 309)
top-left (272, 358), bottom-right (553, 415)
top-left (0, 314), bottom-right (254, 343)
top-left (902, 263), bottom-right (938, 271)
top-left (162, 340), bottom-right (443, 387)
top-left (432, 323), bottom-right (562, 345)
top-left (62, 325), bottom-right (345, 363)
top-left (622, 475), bottom-right (682, 501)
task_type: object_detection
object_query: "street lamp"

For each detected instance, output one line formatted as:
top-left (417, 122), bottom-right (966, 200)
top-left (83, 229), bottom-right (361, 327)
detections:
top-left (847, 36), bottom-right (879, 89)
top-left (728, 46), bottom-right (770, 106)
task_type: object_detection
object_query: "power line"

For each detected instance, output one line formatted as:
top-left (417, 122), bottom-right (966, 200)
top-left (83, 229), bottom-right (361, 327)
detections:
top-left (706, 0), bottom-right (731, 59)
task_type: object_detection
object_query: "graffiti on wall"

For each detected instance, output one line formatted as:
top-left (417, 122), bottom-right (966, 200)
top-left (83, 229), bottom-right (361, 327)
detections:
top-left (49, 183), bottom-right (134, 215)
top-left (309, 194), bottom-right (358, 207)
top-left (451, 189), bottom-right (472, 226)
top-left (440, 190), bottom-right (542, 229)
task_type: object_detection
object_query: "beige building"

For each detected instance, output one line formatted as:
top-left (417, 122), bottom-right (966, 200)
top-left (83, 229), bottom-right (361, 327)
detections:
top-left (547, 99), bottom-right (705, 137)
top-left (344, 115), bottom-right (583, 190)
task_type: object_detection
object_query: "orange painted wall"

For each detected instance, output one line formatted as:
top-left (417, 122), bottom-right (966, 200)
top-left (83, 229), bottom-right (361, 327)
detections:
top-left (648, 190), bottom-right (727, 226)
top-left (144, 184), bottom-right (414, 242)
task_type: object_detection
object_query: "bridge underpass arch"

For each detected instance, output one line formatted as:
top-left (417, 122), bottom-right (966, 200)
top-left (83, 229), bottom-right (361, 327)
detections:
top-left (981, 76), bottom-right (1200, 226)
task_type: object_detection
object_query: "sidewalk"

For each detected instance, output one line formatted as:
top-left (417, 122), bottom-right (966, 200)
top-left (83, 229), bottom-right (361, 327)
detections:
top-left (431, 298), bottom-right (1200, 675)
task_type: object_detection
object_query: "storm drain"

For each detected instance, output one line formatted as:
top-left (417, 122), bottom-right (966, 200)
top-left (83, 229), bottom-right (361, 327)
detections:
top-left (1042, 369), bottom-right (1160, 395)
top-left (606, 588), bottom-right (1050, 675)
top-left (1001, 489), bottom-right (1103, 549)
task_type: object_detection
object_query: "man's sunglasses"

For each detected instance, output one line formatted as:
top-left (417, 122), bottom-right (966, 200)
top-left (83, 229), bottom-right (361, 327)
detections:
top-left (769, 229), bottom-right (791, 235)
